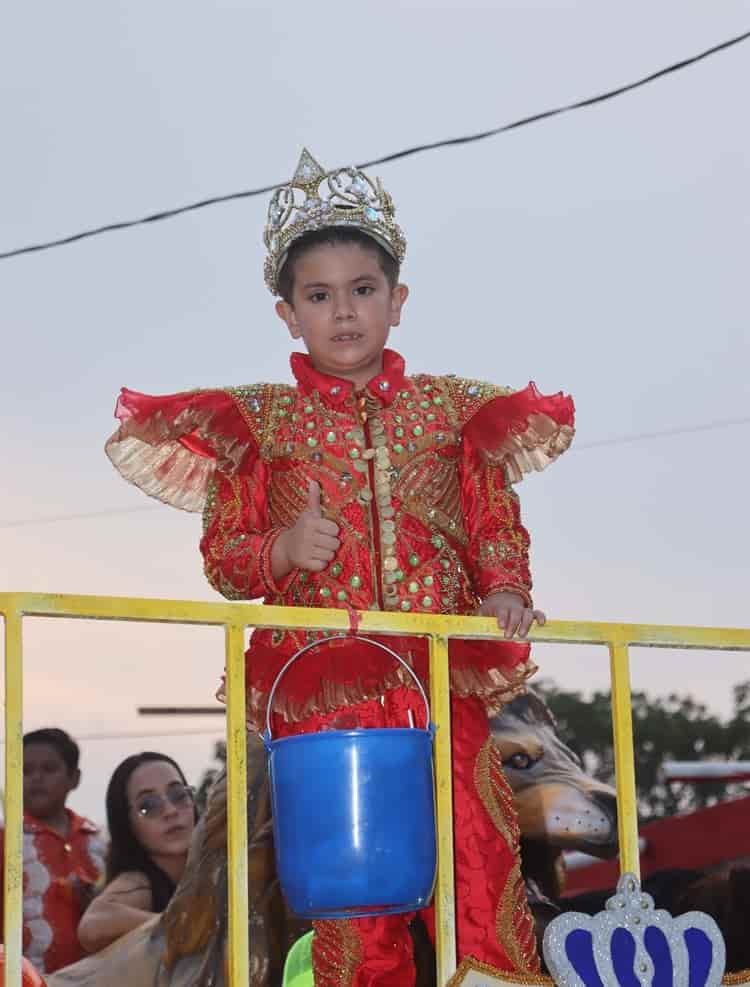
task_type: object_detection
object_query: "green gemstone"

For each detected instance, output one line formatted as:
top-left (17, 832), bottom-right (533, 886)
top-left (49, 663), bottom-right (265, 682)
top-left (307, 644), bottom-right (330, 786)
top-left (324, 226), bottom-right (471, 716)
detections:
top-left (349, 448), bottom-right (360, 459)
top-left (299, 571), bottom-right (309, 582)
top-left (441, 558), bottom-right (451, 569)
top-left (400, 600), bottom-right (412, 611)
top-left (409, 553), bottom-right (420, 567)
top-left (421, 595), bottom-right (433, 607)
top-left (394, 568), bottom-right (404, 581)
top-left (278, 408), bottom-right (287, 417)
top-left (304, 404), bottom-right (314, 414)
top-left (326, 431), bottom-right (336, 442)
top-left (393, 443), bottom-right (404, 454)
top-left (331, 562), bottom-right (343, 577)
top-left (400, 391), bottom-right (410, 399)
top-left (406, 401), bottom-right (415, 409)
top-left (350, 574), bottom-right (362, 589)
top-left (412, 425), bottom-right (424, 437)
top-left (431, 535), bottom-right (444, 548)
top-left (306, 420), bottom-right (315, 430)
top-left (420, 400), bottom-right (430, 409)
top-left (319, 586), bottom-right (332, 598)
top-left (408, 581), bottom-right (419, 594)
top-left (433, 395), bottom-right (443, 405)
top-left (281, 395), bottom-right (293, 405)
top-left (307, 437), bottom-right (318, 447)
top-left (336, 590), bottom-right (348, 601)
top-left (424, 575), bottom-right (434, 586)
top-left (426, 413), bottom-right (436, 422)
top-left (441, 595), bottom-right (451, 606)
top-left (394, 426), bottom-right (404, 437)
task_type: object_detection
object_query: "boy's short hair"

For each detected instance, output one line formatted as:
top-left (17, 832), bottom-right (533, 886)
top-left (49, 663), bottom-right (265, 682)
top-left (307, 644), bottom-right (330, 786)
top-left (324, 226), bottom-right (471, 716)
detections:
top-left (278, 227), bottom-right (400, 303)
top-left (23, 728), bottom-right (80, 774)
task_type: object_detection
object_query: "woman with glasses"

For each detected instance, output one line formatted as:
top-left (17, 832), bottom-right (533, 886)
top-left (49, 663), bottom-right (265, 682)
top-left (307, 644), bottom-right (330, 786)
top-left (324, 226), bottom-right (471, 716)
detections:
top-left (77, 752), bottom-right (197, 955)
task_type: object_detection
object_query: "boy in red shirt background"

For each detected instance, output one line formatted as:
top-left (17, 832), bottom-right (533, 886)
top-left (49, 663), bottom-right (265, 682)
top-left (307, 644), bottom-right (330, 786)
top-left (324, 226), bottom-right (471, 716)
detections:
top-left (1, 729), bottom-right (105, 975)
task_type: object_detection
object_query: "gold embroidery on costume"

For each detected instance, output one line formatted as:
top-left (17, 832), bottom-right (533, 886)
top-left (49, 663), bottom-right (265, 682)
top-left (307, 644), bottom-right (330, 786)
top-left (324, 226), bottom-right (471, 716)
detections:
top-left (475, 739), bottom-right (539, 974)
top-left (446, 956), bottom-right (553, 985)
top-left (311, 917), bottom-right (362, 986)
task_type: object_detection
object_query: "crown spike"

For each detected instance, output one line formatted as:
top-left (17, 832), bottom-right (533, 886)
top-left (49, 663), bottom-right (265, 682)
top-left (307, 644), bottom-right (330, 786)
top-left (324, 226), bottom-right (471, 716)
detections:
top-left (292, 148), bottom-right (327, 189)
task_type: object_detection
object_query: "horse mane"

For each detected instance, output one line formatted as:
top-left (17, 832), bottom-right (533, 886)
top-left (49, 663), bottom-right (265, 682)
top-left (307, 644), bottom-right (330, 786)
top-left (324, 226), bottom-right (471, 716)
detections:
top-left (508, 689), bottom-right (558, 729)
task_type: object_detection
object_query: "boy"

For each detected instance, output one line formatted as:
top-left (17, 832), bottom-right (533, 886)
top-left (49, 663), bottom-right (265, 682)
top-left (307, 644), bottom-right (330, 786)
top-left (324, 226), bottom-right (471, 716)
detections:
top-left (106, 148), bottom-right (574, 984)
top-left (1, 729), bottom-right (105, 975)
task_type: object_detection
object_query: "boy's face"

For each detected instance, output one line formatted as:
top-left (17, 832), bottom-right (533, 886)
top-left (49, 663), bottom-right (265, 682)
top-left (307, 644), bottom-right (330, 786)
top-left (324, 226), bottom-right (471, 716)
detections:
top-left (275, 241), bottom-right (408, 389)
top-left (23, 743), bottom-right (79, 820)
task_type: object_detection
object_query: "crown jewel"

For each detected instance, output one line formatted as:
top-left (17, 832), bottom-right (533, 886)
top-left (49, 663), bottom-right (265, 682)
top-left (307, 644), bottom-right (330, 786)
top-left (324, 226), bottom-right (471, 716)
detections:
top-left (263, 148), bottom-right (406, 295)
top-left (543, 873), bottom-right (726, 987)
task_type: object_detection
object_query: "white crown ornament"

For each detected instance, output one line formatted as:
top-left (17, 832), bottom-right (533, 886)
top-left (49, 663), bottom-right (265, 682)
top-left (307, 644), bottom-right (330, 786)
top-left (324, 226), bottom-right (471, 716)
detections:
top-left (542, 873), bottom-right (725, 987)
top-left (263, 148), bottom-right (406, 295)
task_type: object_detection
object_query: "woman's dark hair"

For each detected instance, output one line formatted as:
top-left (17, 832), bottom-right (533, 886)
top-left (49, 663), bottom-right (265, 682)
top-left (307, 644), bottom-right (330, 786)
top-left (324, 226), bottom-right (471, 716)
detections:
top-left (277, 226), bottom-right (400, 303)
top-left (105, 751), bottom-right (196, 912)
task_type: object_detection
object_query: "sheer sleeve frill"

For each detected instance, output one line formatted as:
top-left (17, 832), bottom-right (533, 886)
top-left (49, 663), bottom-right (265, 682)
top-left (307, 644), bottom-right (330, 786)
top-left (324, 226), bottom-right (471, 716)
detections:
top-left (104, 387), bottom-right (258, 513)
top-left (462, 381), bottom-right (575, 484)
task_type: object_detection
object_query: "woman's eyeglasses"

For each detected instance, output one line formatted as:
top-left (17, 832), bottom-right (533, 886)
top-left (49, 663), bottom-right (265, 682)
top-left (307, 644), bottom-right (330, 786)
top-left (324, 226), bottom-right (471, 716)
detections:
top-left (132, 784), bottom-right (195, 819)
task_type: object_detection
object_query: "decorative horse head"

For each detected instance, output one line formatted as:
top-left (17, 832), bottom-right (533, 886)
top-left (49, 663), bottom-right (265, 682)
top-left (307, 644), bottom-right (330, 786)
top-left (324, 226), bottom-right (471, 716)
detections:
top-left (490, 690), bottom-right (618, 857)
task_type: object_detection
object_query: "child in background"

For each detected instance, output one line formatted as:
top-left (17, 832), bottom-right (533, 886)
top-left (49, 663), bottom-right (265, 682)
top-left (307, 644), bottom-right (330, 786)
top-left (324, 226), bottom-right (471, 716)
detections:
top-left (106, 149), bottom-right (575, 985)
top-left (0, 729), bottom-right (105, 975)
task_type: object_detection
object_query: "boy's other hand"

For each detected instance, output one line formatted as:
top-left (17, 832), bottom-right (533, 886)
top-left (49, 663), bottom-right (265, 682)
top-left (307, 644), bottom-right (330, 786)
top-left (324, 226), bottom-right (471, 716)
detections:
top-left (276, 481), bottom-right (341, 574)
top-left (476, 590), bottom-right (546, 639)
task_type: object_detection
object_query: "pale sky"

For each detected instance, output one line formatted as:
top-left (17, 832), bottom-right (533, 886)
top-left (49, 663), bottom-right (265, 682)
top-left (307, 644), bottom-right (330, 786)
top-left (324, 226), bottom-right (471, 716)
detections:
top-left (2, 1), bottom-right (749, 823)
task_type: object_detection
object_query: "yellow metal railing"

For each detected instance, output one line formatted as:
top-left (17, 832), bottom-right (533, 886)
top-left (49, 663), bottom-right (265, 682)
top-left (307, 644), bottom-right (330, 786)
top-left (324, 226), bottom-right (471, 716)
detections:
top-left (2, 591), bottom-right (750, 987)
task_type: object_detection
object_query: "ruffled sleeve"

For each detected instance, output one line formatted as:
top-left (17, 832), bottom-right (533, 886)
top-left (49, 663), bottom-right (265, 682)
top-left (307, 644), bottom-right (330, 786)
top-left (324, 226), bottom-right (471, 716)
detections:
top-left (105, 386), bottom-right (260, 513)
top-left (461, 381), bottom-right (575, 483)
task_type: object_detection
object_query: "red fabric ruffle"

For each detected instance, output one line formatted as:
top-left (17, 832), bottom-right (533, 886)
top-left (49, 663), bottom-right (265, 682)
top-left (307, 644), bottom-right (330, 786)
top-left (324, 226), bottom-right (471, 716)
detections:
top-left (106, 387), bottom-right (258, 512)
top-left (463, 382), bottom-right (575, 482)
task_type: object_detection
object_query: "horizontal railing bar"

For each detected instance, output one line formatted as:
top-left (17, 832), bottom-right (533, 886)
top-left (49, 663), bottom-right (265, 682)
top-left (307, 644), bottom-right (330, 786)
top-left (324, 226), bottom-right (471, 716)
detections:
top-left (1, 593), bottom-right (749, 652)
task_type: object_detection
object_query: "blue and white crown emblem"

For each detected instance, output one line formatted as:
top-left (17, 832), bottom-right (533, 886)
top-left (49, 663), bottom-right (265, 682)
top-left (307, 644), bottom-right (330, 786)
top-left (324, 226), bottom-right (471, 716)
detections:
top-left (543, 873), bottom-right (725, 987)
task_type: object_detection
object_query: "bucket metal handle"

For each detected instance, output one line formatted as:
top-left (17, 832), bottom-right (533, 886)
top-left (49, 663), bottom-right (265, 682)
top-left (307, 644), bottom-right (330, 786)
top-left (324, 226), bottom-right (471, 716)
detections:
top-left (264, 634), bottom-right (432, 742)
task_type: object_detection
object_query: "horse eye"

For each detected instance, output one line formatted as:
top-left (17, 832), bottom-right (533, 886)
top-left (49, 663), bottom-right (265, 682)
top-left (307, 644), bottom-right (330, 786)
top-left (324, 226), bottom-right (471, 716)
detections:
top-left (506, 752), bottom-right (534, 770)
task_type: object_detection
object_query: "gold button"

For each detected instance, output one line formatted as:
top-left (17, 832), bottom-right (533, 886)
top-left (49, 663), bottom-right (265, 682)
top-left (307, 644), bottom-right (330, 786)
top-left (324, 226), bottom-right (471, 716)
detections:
top-left (359, 489), bottom-right (373, 503)
top-left (384, 557), bottom-right (398, 571)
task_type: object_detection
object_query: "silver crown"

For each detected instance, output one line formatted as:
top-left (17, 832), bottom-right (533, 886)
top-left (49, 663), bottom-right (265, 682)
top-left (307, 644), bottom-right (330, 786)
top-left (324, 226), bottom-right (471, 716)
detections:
top-left (263, 148), bottom-right (406, 295)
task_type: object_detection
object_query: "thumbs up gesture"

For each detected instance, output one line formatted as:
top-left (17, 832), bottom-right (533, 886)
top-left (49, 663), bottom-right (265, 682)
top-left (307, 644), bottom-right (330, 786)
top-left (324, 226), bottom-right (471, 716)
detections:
top-left (274, 481), bottom-right (341, 574)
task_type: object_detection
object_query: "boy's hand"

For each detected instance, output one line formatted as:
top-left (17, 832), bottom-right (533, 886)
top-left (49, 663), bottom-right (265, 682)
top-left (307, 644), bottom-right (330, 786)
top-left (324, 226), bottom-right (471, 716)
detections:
top-left (274, 481), bottom-right (341, 575)
top-left (476, 590), bottom-right (546, 639)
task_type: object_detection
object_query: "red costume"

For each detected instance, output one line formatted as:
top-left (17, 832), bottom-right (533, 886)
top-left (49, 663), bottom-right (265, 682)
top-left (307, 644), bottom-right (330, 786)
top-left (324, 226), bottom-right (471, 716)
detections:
top-left (0, 811), bottom-right (105, 975)
top-left (106, 348), bottom-right (574, 984)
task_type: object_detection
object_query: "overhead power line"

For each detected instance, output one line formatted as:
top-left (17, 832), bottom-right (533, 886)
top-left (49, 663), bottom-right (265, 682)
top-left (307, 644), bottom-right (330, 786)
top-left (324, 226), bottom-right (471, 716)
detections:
top-left (2, 414), bottom-right (748, 530)
top-left (1, 28), bottom-right (748, 262)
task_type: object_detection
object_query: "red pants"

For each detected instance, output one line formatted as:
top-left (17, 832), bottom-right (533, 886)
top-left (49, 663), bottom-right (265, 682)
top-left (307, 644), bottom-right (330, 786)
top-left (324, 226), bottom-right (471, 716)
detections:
top-left (274, 691), bottom-right (539, 986)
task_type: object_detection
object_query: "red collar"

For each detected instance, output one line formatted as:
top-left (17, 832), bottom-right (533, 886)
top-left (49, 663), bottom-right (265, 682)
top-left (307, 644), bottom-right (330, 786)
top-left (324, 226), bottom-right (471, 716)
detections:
top-left (24, 809), bottom-right (99, 838)
top-left (289, 348), bottom-right (406, 407)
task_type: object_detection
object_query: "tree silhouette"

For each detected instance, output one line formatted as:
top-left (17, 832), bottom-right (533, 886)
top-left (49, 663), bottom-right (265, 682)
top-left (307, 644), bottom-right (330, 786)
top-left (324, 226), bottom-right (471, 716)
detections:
top-left (534, 679), bottom-right (750, 818)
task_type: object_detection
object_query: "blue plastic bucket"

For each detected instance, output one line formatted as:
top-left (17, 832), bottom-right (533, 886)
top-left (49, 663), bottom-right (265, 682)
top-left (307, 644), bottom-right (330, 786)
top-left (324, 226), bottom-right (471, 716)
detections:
top-left (263, 635), bottom-right (436, 920)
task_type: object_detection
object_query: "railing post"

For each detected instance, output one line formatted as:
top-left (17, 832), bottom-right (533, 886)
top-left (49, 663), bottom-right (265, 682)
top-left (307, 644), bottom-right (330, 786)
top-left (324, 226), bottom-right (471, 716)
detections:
top-left (608, 640), bottom-right (641, 878)
top-left (3, 609), bottom-right (24, 987)
top-left (225, 623), bottom-right (250, 987)
top-left (429, 634), bottom-right (456, 983)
